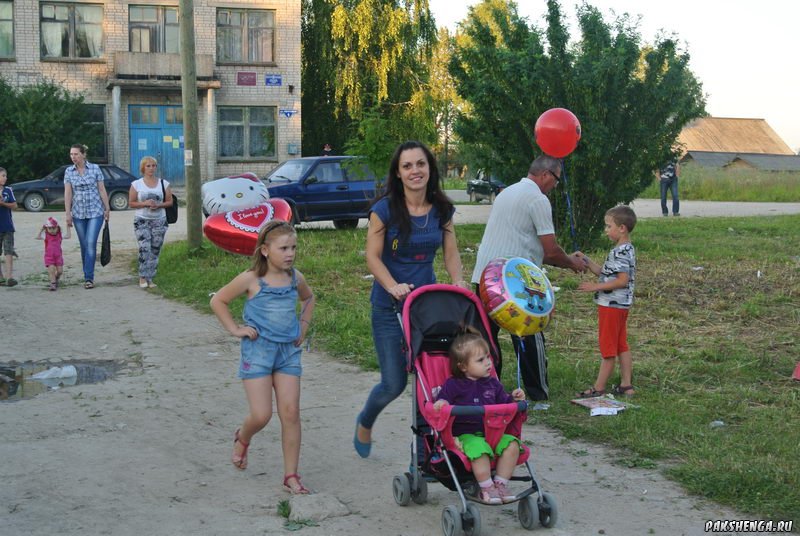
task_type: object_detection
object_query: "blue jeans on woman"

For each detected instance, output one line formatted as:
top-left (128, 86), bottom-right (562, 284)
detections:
top-left (72, 216), bottom-right (104, 282)
top-left (358, 305), bottom-right (407, 429)
top-left (660, 177), bottom-right (680, 216)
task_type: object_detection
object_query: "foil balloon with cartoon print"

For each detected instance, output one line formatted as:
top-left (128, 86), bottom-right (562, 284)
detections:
top-left (479, 257), bottom-right (555, 337)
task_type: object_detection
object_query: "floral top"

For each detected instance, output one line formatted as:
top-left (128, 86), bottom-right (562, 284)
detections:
top-left (65, 162), bottom-right (105, 219)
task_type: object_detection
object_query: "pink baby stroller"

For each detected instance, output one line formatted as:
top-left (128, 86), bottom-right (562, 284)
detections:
top-left (392, 284), bottom-right (558, 536)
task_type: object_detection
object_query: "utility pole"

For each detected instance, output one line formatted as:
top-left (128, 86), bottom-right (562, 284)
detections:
top-left (179, 0), bottom-right (202, 248)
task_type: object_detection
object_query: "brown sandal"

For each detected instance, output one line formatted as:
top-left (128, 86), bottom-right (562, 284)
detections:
top-left (612, 385), bottom-right (635, 396)
top-left (578, 387), bottom-right (606, 398)
top-left (231, 428), bottom-right (250, 470)
top-left (283, 473), bottom-right (310, 495)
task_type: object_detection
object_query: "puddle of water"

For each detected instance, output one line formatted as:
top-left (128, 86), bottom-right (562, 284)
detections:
top-left (0, 360), bottom-right (122, 402)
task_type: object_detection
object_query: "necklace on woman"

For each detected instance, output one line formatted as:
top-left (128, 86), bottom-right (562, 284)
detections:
top-left (411, 208), bottom-right (430, 229)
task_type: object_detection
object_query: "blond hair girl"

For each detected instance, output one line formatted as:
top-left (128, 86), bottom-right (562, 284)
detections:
top-left (210, 218), bottom-right (315, 494)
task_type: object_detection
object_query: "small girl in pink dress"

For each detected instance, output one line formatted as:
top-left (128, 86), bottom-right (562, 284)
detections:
top-left (35, 217), bottom-right (71, 291)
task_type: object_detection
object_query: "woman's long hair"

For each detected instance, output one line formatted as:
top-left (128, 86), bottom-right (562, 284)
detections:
top-left (374, 140), bottom-right (454, 240)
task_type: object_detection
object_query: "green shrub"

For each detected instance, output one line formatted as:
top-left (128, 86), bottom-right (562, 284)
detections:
top-left (0, 77), bottom-right (103, 181)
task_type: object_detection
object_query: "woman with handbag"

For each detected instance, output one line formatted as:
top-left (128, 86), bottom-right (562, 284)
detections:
top-left (64, 144), bottom-right (110, 289)
top-left (128, 156), bottom-right (173, 289)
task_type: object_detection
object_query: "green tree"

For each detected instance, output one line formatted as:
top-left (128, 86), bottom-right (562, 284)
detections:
top-left (301, 0), bottom-right (353, 156)
top-left (302, 0), bottom-right (438, 165)
top-left (298, 0), bottom-right (438, 176)
top-left (426, 26), bottom-right (465, 176)
top-left (450, 0), bottom-right (705, 248)
top-left (0, 78), bottom-right (102, 182)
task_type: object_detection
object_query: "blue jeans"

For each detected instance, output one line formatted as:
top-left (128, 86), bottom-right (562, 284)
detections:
top-left (73, 216), bottom-right (104, 282)
top-left (358, 305), bottom-right (407, 429)
top-left (660, 177), bottom-right (679, 215)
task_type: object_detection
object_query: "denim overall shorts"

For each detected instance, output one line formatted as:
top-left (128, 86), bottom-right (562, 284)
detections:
top-left (239, 270), bottom-right (302, 379)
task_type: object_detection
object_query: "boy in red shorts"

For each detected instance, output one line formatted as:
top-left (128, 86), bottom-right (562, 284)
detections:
top-left (577, 205), bottom-right (637, 397)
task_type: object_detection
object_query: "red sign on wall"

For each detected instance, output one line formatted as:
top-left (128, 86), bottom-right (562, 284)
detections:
top-left (237, 72), bottom-right (257, 86)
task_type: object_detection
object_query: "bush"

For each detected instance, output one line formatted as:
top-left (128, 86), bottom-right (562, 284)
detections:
top-left (0, 77), bottom-right (102, 181)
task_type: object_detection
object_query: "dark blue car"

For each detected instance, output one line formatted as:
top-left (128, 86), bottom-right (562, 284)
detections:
top-left (11, 164), bottom-right (137, 212)
top-left (263, 156), bottom-right (378, 229)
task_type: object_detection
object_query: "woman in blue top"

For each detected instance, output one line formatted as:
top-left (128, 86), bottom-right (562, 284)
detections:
top-left (64, 144), bottom-right (110, 289)
top-left (354, 140), bottom-right (467, 458)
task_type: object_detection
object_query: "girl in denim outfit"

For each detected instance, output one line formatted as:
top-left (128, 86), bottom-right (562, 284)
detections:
top-left (210, 221), bottom-right (315, 494)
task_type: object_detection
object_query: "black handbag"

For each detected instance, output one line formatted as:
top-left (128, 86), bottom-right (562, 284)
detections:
top-left (161, 179), bottom-right (179, 224)
top-left (100, 222), bottom-right (111, 267)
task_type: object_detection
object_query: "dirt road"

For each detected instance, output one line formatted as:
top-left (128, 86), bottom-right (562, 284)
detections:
top-left (1, 208), bottom-right (771, 535)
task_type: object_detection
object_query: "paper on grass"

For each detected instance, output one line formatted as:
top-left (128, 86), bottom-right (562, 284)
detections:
top-left (591, 407), bottom-right (623, 416)
top-left (571, 395), bottom-right (628, 416)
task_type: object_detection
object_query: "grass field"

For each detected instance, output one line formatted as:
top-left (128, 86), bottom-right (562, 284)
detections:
top-left (448, 164), bottom-right (800, 203)
top-left (155, 214), bottom-right (800, 522)
top-left (623, 164), bottom-right (798, 202)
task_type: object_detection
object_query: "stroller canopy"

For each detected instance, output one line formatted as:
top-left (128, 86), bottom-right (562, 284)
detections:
top-left (402, 284), bottom-right (498, 368)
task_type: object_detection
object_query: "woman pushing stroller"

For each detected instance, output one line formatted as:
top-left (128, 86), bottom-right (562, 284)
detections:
top-left (433, 326), bottom-right (526, 504)
top-left (354, 140), bottom-right (468, 457)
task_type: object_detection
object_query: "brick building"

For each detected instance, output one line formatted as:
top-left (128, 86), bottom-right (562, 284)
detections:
top-left (0, 0), bottom-right (301, 184)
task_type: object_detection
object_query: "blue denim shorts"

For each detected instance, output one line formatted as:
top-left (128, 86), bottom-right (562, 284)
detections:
top-left (239, 338), bottom-right (302, 379)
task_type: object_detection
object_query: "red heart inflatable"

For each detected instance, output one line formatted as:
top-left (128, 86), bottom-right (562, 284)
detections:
top-left (203, 199), bottom-right (293, 255)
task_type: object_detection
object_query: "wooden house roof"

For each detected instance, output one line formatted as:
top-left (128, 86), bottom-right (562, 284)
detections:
top-left (684, 151), bottom-right (800, 171)
top-left (678, 117), bottom-right (793, 155)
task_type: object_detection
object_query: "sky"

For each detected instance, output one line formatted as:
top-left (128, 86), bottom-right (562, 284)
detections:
top-left (428, 0), bottom-right (800, 153)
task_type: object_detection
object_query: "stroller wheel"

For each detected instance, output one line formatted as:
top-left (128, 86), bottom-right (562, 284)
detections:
top-left (393, 473), bottom-right (412, 506)
top-left (442, 505), bottom-right (462, 536)
top-left (537, 492), bottom-right (559, 528)
top-left (518, 495), bottom-right (539, 530)
top-left (463, 503), bottom-right (482, 536)
top-left (411, 474), bottom-right (428, 504)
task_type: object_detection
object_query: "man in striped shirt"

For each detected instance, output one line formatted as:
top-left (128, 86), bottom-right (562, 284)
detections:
top-left (471, 155), bottom-right (586, 400)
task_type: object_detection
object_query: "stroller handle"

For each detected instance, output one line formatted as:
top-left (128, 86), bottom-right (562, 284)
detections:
top-left (449, 401), bottom-right (528, 416)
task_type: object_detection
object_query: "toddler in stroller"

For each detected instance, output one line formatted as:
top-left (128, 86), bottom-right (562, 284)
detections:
top-left (392, 284), bottom-right (557, 535)
top-left (433, 325), bottom-right (526, 504)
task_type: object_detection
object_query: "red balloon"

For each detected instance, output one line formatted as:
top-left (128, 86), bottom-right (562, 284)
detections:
top-left (203, 199), bottom-right (293, 255)
top-left (534, 108), bottom-right (581, 158)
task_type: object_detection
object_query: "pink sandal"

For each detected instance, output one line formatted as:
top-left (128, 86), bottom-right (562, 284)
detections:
top-left (283, 473), bottom-right (310, 495)
top-left (231, 429), bottom-right (249, 470)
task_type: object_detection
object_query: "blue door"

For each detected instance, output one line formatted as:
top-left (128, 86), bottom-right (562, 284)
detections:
top-left (129, 105), bottom-right (185, 185)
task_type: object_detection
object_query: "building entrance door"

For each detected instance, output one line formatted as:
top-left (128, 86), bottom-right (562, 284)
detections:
top-left (129, 105), bottom-right (185, 185)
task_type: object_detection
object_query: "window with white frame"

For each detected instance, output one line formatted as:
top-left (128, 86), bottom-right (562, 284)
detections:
top-left (0, 1), bottom-right (13, 58)
top-left (216, 9), bottom-right (274, 64)
top-left (40, 2), bottom-right (103, 59)
top-left (129, 5), bottom-right (178, 54)
top-left (218, 106), bottom-right (276, 159)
